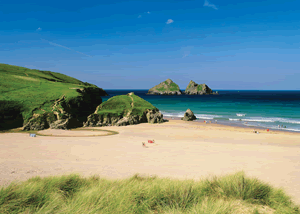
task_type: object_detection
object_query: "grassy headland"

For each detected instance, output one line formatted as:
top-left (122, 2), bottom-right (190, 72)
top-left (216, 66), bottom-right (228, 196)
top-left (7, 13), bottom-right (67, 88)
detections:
top-left (0, 171), bottom-right (299, 214)
top-left (0, 63), bottom-right (107, 130)
top-left (95, 93), bottom-right (157, 117)
top-left (85, 92), bottom-right (163, 126)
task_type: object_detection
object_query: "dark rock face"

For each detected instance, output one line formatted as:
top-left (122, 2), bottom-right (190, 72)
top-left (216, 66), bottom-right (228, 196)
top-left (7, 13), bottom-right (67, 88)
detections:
top-left (0, 101), bottom-right (24, 131)
top-left (181, 109), bottom-right (197, 121)
top-left (147, 79), bottom-right (182, 95)
top-left (185, 80), bottom-right (214, 95)
top-left (22, 87), bottom-right (105, 130)
top-left (23, 113), bottom-right (50, 131)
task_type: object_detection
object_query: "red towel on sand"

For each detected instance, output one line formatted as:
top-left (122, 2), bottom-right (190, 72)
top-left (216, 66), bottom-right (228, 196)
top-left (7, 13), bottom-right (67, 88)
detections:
top-left (148, 140), bottom-right (154, 143)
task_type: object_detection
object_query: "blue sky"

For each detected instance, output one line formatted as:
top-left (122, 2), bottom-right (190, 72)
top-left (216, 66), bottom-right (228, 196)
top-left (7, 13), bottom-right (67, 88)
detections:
top-left (1, 0), bottom-right (300, 90)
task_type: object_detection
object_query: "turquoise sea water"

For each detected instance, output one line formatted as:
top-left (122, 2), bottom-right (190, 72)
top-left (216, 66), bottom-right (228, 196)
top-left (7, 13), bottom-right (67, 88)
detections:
top-left (102, 90), bottom-right (300, 133)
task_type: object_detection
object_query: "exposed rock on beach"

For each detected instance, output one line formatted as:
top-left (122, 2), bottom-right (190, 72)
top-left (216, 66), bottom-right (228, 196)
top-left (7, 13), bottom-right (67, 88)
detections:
top-left (181, 109), bottom-right (197, 121)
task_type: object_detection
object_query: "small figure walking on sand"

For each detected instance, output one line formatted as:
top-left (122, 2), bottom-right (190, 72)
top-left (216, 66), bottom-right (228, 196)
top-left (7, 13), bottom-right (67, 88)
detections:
top-left (142, 142), bottom-right (147, 148)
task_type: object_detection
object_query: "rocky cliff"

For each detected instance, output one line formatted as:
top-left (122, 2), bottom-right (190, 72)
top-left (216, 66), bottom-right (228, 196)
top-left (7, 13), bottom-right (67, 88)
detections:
top-left (147, 79), bottom-right (182, 95)
top-left (184, 80), bottom-right (218, 95)
top-left (0, 63), bottom-right (108, 131)
top-left (23, 87), bottom-right (108, 130)
top-left (84, 92), bottom-right (164, 127)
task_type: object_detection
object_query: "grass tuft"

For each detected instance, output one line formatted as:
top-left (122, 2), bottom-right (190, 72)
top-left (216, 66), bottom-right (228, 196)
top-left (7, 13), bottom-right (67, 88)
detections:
top-left (0, 171), bottom-right (299, 213)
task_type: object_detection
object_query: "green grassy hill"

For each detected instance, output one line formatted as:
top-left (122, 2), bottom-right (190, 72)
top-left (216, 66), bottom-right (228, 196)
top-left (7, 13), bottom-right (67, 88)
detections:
top-left (95, 92), bottom-right (157, 117)
top-left (0, 63), bottom-right (108, 130)
top-left (85, 92), bottom-right (163, 127)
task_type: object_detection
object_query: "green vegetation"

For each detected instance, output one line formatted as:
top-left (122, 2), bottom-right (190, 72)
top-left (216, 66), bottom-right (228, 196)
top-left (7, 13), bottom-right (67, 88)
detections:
top-left (169, 82), bottom-right (180, 91)
top-left (95, 93), bottom-right (157, 117)
top-left (0, 63), bottom-right (106, 130)
top-left (155, 82), bottom-right (179, 92)
top-left (157, 87), bottom-right (166, 92)
top-left (197, 84), bottom-right (203, 91)
top-left (96, 94), bottom-right (132, 117)
top-left (160, 81), bottom-right (179, 92)
top-left (0, 171), bottom-right (299, 213)
top-left (148, 79), bottom-right (181, 94)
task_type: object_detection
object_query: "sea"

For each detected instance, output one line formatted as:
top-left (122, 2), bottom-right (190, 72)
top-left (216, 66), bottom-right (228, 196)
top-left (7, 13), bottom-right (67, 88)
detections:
top-left (101, 90), bottom-right (300, 133)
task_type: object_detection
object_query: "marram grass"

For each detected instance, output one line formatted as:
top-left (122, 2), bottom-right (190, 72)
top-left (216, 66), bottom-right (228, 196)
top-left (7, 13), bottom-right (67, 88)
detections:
top-left (0, 171), bottom-right (299, 214)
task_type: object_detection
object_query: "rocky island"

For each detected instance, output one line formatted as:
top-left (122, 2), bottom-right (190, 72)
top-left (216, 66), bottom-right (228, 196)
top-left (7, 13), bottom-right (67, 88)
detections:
top-left (84, 92), bottom-right (163, 127)
top-left (185, 80), bottom-right (218, 95)
top-left (147, 79), bottom-right (182, 95)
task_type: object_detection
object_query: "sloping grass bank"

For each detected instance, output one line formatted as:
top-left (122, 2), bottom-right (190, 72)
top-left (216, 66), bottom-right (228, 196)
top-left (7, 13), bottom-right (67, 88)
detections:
top-left (0, 171), bottom-right (299, 214)
top-left (0, 63), bottom-right (107, 130)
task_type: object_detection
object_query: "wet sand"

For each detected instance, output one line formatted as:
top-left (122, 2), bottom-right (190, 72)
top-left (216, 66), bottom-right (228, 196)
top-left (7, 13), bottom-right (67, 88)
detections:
top-left (1, 119), bottom-right (300, 204)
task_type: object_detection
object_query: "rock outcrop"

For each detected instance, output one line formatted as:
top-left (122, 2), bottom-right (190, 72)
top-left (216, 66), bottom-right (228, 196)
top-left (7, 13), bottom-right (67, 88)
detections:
top-left (0, 63), bottom-right (109, 131)
top-left (84, 92), bottom-right (164, 127)
top-left (147, 79), bottom-right (182, 95)
top-left (22, 87), bottom-right (107, 130)
top-left (0, 101), bottom-right (23, 131)
top-left (181, 109), bottom-right (197, 121)
top-left (184, 80), bottom-right (218, 95)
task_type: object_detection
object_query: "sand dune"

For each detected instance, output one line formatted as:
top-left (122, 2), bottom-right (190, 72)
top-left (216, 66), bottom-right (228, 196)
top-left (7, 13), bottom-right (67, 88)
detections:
top-left (1, 119), bottom-right (300, 205)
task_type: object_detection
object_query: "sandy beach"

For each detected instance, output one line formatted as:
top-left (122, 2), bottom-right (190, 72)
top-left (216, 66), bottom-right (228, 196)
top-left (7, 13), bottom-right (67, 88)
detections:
top-left (1, 119), bottom-right (300, 205)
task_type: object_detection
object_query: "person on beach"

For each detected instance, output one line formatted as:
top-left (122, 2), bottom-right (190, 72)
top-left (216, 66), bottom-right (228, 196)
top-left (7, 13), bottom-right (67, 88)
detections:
top-left (148, 140), bottom-right (155, 144)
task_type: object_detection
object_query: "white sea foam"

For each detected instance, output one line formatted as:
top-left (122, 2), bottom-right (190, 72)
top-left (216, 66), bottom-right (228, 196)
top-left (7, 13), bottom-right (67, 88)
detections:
top-left (240, 117), bottom-right (300, 124)
top-left (195, 114), bottom-right (222, 120)
top-left (229, 118), bottom-right (241, 121)
top-left (161, 111), bottom-right (300, 126)
top-left (282, 128), bottom-right (300, 132)
top-left (241, 118), bottom-right (274, 123)
top-left (161, 112), bottom-right (185, 118)
top-left (269, 117), bottom-right (300, 124)
top-left (236, 113), bottom-right (246, 117)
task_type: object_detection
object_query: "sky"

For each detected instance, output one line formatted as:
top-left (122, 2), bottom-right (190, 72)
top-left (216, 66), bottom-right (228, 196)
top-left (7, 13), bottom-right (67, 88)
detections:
top-left (1, 0), bottom-right (300, 90)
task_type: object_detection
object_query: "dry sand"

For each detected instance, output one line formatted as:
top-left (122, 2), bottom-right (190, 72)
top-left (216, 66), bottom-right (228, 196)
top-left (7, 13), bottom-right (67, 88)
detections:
top-left (1, 119), bottom-right (300, 204)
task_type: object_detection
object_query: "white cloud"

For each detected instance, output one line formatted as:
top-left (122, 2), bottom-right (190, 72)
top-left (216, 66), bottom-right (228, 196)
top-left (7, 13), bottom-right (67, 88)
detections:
top-left (166, 19), bottom-right (174, 24)
top-left (147, 11), bottom-right (150, 14)
top-left (138, 15), bottom-right (142, 18)
top-left (41, 39), bottom-right (92, 58)
top-left (203, 0), bottom-right (218, 10)
top-left (36, 27), bottom-right (42, 31)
